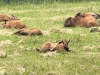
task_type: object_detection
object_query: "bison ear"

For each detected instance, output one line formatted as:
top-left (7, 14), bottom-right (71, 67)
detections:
top-left (11, 15), bottom-right (15, 17)
top-left (77, 13), bottom-right (81, 15)
top-left (69, 17), bottom-right (71, 20)
top-left (58, 39), bottom-right (63, 44)
top-left (67, 39), bottom-right (70, 44)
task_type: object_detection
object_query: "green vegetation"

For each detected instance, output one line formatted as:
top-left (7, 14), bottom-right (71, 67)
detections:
top-left (0, 1), bottom-right (100, 75)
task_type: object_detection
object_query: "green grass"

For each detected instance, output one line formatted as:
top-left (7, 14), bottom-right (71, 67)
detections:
top-left (0, 1), bottom-right (100, 75)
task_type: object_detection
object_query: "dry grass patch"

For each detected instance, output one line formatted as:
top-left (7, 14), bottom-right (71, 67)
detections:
top-left (0, 67), bottom-right (6, 75)
top-left (0, 50), bottom-right (7, 58)
top-left (50, 27), bottom-right (74, 34)
top-left (0, 29), bottom-right (13, 36)
top-left (0, 40), bottom-right (12, 48)
top-left (17, 67), bottom-right (25, 74)
top-left (41, 51), bottom-right (57, 57)
top-left (83, 46), bottom-right (94, 51)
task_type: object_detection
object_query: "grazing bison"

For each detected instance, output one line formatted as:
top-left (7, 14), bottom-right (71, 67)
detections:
top-left (2, 20), bottom-right (26, 29)
top-left (64, 16), bottom-right (100, 27)
top-left (36, 39), bottom-right (71, 53)
top-left (14, 28), bottom-right (43, 36)
top-left (75, 12), bottom-right (100, 19)
top-left (0, 14), bottom-right (19, 23)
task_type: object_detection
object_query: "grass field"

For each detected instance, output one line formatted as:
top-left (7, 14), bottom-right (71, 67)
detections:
top-left (0, 1), bottom-right (100, 75)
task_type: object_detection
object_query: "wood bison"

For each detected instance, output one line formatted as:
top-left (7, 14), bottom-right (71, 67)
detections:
top-left (75, 12), bottom-right (100, 19)
top-left (64, 16), bottom-right (100, 27)
top-left (0, 14), bottom-right (19, 23)
top-left (13, 28), bottom-right (43, 36)
top-left (36, 39), bottom-right (71, 53)
top-left (2, 20), bottom-right (26, 29)
top-left (53, 39), bottom-right (71, 52)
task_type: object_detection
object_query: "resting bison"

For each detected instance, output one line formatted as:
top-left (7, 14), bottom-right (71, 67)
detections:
top-left (53, 39), bottom-right (71, 52)
top-left (2, 20), bottom-right (26, 29)
top-left (75, 12), bottom-right (100, 19)
top-left (36, 39), bottom-right (71, 53)
top-left (0, 14), bottom-right (19, 23)
top-left (64, 16), bottom-right (100, 27)
top-left (37, 42), bottom-right (52, 52)
top-left (14, 28), bottom-right (43, 36)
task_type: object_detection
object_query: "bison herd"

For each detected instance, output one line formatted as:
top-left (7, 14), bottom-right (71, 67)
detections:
top-left (0, 12), bottom-right (100, 53)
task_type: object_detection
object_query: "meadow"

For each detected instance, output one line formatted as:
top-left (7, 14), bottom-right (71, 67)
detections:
top-left (0, 1), bottom-right (100, 75)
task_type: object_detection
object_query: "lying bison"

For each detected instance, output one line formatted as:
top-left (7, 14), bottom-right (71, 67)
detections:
top-left (2, 20), bottom-right (26, 29)
top-left (36, 39), bottom-right (71, 53)
top-left (0, 14), bottom-right (19, 23)
top-left (14, 28), bottom-right (43, 36)
top-left (64, 16), bottom-right (99, 27)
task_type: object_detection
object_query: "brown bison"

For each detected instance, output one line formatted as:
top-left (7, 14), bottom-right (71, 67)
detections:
top-left (0, 14), bottom-right (19, 23)
top-left (64, 16), bottom-right (100, 27)
top-left (52, 39), bottom-right (71, 52)
top-left (36, 39), bottom-right (71, 53)
top-left (37, 42), bottom-right (52, 52)
top-left (2, 20), bottom-right (26, 29)
top-left (14, 28), bottom-right (43, 36)
top-left (75, 12), bottom-right (100, 19)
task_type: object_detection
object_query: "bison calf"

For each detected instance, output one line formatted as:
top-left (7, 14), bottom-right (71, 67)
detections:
top-left (0, 14), bottom-right (19, 23)
top-left (14, 28), bottom-right (43, 36)
top-left (36, 39), bottom-right (71, 53)
top-left (36, 42), bottom-right (52, 52)
top-left (53, 39), bottom-right (71, 52)
top-left (2, 20), bottom-right (26, 29)
top-left (64, 16), bottom-right (99, 27)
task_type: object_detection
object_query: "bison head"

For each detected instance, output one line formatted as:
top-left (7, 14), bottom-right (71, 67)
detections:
top-left (64, 17), bottom-right (75, 27)
top-left (58, 39), bottom-right (71, 52)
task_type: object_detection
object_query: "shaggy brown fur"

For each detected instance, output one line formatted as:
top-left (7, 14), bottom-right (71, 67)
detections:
top-left (64, 16), bottom-right (100, 27)
top-left (39, 42), bottom-right (52, 52)
top-left (0, 14), bottom-right (19, 23)
top-left (14, 28), bottom-right (43, 36)
top-left (36, 39), bottom-right (71, 53)
top-left (75, 12), bottom-right (100, 19)
top-left (2, 20), bottom-right (26, 29)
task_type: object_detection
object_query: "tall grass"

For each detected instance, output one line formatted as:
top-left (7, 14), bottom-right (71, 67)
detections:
top-left (0, 0), bottom-right (99, 5)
